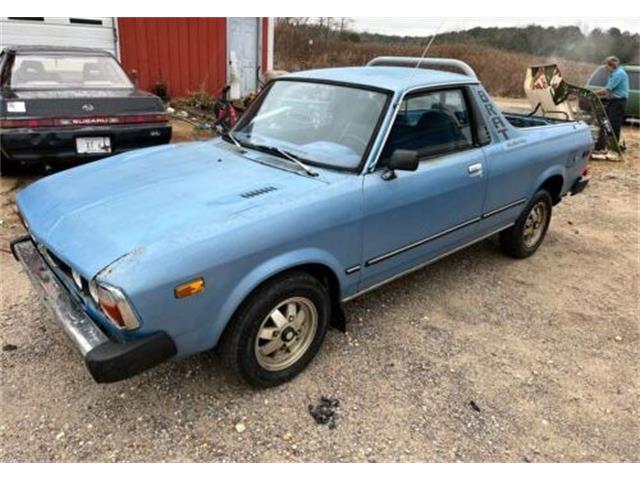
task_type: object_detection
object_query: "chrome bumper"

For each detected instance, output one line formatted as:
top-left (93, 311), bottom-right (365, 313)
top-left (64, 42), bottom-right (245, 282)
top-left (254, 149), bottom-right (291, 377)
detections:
top-left (11, 236), bottom-right (176, 383)
top-left (12, 237), bottom-right (108, 355)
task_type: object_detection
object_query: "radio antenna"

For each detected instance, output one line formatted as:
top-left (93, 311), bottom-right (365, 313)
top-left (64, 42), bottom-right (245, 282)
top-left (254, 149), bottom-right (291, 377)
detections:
top-left (405, 18), bottom-right (446, 85)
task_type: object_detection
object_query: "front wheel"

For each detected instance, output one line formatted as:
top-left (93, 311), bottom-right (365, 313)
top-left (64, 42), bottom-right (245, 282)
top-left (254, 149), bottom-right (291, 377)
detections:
top-left (218, 272), bottom-right (330, 388)
top-left (499, 190), bottom-right (553, 258)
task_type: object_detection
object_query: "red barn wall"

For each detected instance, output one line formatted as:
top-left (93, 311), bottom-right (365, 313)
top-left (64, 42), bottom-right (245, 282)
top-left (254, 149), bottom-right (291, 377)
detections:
top-left (261, 17), bottom-right (269, 74)
top-left (117, 17), bottom-right (227, 98)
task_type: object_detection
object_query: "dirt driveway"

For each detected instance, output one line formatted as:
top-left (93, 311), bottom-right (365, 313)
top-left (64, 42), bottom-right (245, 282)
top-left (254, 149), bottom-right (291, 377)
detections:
top-left (0, 121), bottom-right (638, 462)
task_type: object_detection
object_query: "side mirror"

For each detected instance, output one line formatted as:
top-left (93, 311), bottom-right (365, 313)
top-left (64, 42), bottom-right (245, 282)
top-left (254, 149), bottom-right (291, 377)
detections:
top-left (382, 150), bottom-right (419, 180)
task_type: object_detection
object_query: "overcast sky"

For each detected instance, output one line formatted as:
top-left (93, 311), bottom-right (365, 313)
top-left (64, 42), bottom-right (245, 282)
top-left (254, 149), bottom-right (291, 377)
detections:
top-left (350, 18), bottom-right (640, 36)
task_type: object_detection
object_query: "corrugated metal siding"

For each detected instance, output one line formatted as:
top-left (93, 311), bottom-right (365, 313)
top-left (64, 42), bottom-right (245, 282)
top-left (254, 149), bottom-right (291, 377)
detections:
top-left (117, 18), bottom-right (227, 98)
top-left (0, 17), bottom-right (117, 54)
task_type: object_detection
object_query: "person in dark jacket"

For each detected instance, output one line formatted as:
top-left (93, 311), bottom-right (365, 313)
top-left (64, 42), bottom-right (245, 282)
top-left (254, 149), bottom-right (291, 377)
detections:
top-left (593, 56), bottom-right (630, 158)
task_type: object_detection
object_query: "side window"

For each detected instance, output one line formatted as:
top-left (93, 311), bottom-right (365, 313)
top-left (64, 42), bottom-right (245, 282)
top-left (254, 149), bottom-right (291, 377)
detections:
top-left (381, 88), bottom-right (474, 162)
top-left (628, 71), bottom-right (639, 91)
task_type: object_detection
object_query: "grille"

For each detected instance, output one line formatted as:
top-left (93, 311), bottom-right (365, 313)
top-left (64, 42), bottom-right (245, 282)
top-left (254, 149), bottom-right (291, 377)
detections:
top-left (36, 243), bottom-right (87, 293)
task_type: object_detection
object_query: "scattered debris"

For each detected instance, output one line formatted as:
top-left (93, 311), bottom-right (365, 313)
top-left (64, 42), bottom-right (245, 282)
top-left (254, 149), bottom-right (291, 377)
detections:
top-left (282, 431), bottom-right (293, 442)
top-left (614, 335), bottom-right (622, 342)
top-left (183, 88), bottom-right (217, 111)
top-left (234, 422), bottom-right (246, 434)
top-left (469, 400), bottom-right (481, 412)
top-left (2, 344), bottom-right (17, 352)
top-left (308, 396), bottom-right (340, 429)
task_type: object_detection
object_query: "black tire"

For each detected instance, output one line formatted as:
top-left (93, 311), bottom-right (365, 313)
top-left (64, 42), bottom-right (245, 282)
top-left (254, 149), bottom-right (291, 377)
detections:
top-left (218, 271), bottom-right (330, 388)
top-left (499, 189), bottom-right (553, 259)
top-left (0, 155), bottom-right (17, 176)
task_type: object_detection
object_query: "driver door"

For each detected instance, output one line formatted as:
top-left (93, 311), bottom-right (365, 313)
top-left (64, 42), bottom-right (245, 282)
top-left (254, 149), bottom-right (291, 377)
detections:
top-left (360, 87), bottom-right (488, 289)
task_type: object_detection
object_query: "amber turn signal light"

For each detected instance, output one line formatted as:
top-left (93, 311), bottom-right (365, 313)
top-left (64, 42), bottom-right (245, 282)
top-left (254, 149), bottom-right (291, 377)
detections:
top-left (174, 278), bottom-right (205, 298)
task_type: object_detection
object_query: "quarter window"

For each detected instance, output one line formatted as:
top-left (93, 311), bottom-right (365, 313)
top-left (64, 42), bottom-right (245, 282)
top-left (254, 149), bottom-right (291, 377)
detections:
top-left (381, 89), bottom-right (474, 162)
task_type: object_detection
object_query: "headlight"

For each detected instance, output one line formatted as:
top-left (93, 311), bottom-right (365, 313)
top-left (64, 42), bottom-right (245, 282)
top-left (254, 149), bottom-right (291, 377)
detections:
top-left (90, 280), bottom-right (140, 330)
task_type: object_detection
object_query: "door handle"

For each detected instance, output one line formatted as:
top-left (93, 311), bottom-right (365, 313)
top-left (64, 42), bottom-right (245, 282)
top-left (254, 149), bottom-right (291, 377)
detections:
top-left (468, 163), bottom-right (483, 176)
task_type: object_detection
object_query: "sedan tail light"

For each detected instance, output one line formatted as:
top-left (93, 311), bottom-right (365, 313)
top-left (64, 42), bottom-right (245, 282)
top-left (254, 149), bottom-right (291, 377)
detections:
top-left (0, 113), bottom-right (169, 129)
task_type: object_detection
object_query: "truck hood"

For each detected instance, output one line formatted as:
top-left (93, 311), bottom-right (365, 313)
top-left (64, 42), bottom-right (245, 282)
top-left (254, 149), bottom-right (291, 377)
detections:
top-left (17, 140), bottom-right (329, 277)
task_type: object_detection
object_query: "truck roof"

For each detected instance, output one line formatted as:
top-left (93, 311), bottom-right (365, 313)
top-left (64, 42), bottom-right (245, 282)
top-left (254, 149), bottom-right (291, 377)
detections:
top-left (285, 66), bottom-right (478, 93)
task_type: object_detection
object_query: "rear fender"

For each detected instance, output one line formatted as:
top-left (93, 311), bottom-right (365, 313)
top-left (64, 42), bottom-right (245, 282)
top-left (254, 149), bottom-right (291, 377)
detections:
top-left (531, 165), bottom-right (566, 199)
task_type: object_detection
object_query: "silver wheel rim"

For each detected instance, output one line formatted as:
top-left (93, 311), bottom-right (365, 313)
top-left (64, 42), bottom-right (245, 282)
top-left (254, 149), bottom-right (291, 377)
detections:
top-left (254, 296), bottom-right (318, 371)
top-left (523, 201), bottom-right (547, 248)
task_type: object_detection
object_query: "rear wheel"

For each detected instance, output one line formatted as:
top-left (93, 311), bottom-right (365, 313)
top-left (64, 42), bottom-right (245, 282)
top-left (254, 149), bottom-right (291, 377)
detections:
top-left (499, 190), bottom-right (552, 258)
top-left (218, 271), bottom-right (330, 388)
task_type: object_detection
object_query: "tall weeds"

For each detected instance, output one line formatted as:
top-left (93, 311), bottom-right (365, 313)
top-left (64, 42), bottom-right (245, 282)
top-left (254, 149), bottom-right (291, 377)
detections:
top-left (275, 24), bottom-right (597, 98)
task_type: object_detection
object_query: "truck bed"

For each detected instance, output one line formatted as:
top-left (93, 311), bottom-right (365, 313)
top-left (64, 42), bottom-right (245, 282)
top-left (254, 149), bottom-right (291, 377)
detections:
top-left (503, 112), bottom-right (571, 128)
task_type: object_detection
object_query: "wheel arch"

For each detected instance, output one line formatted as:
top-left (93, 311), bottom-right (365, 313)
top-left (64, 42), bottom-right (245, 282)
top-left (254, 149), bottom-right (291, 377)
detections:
top-left (212, 250), bottom-right (346, 348)
top-left (533, 168), bottom-right (565, 205)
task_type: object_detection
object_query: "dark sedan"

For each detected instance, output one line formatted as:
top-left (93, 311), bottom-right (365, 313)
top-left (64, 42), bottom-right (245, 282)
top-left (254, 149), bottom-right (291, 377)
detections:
top-left (0, 45), bottom-right (171, 174)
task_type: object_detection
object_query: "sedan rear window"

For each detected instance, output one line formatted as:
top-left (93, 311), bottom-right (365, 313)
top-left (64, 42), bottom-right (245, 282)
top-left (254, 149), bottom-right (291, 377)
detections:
top-left (10, 54), bottom-right (133, 89)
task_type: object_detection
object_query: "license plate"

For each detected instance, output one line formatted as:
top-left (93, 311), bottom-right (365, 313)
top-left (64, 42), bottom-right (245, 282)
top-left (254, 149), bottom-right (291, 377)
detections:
top-left (76, 137), bottom-right (111, 154)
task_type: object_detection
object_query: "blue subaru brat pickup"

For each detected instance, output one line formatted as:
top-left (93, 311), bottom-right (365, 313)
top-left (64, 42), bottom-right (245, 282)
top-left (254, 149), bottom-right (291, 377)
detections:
top-left (11, 57), bottom-right (591, 387)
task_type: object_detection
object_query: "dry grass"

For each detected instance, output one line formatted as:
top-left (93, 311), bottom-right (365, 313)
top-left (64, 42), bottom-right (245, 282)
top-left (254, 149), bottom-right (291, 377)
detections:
top-left (275, 29), bottom-right (597, 97)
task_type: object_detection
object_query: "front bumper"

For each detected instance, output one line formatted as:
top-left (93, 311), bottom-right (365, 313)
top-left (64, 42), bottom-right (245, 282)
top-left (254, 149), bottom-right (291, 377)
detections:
top-left (11, 236), bottom-right (176, 383)
top-left (1, 123), bottom-right (172, 165)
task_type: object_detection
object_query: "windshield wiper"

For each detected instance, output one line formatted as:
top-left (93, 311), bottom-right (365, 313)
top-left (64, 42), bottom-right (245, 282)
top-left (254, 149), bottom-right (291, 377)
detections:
top-left (221, 131), bottom-right (244, 150)
top-left (242, 141), bottom-right (318, 177)
top-left (273, 147), bottom-right (318, 177)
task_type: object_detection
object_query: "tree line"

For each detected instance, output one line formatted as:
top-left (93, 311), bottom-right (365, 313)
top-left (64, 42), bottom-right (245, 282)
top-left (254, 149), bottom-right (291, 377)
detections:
top-left (276, 19), bottom-right (639, 65)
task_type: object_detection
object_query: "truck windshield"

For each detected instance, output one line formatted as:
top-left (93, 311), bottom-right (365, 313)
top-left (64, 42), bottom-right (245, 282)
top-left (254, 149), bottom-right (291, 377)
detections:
top-left (10, 54), bottom-right (133, 90)
top-left (233, 80), bottom-right (389, 170)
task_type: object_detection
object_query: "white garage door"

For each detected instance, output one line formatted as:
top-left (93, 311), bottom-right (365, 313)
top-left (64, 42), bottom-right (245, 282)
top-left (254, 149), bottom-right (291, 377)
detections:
top-left (227, 17), bottom-right (260, 97)
top-left (0, 17), bottom-right (118, 56)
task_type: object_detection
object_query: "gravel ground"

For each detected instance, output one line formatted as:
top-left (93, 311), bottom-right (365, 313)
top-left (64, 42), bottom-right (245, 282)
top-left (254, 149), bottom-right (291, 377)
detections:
top-left (0, 119), bottom-right (638, 462)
